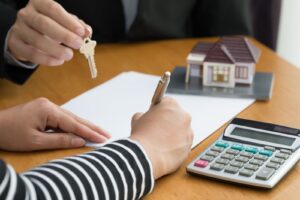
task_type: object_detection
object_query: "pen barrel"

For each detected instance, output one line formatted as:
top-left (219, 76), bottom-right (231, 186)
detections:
top-left (151, 71), bottom-right (171, 107)
top-left (151, 81), bottom-right (164, 106)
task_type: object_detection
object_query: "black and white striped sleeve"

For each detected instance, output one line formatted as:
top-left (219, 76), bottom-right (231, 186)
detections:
top-left (0, 138), bottom-right (155, 200)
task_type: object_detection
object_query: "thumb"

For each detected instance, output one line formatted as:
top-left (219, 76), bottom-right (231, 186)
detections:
top-left (131, 112), bottom-right (143, 128)
top-left (33, 132), bottom-right (86, 150)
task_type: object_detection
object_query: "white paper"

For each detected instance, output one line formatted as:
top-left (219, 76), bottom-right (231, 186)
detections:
top-left (62, 71), bottom-right (255, 148)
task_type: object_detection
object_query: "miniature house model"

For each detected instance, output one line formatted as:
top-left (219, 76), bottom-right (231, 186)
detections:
top-left (185, 36), bottom-right (261, 88)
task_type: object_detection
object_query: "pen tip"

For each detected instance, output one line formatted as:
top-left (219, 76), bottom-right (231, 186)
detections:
top-left (165, 71), bottom-right (171, 77)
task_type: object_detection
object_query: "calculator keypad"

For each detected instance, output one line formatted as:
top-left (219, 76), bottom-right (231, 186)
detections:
top-left (249, 159), bottom-right (264, 166)
top-left (210, 163), bottom-right (225, 171)
top-left (244, 163), bottom-right (259, 171)
top-left (275, 153), bottom-right (289, 159)
top-left (193, 141), bottom-right (291, 182)
top-left (216, 158), bottom-right (230, 165)
top-left (230, 161), bottom-right (244, 168)
top-left (266, 162), bottom-right (280, 169)
top-left (270, 157), bottom-right (285, 165)
top-left (239, 169), bottom-right (254, 177)
top-left (253, 154), bottom-right (268, 161)
top-left (194, 160), bottom-right (209, 168)
top-left (256, 167), bottom-right (275, 180)
top-left (224, 166), bottom-right (239, 174)
top-left (200, 155), bottom-right (214, 162)
top-left (226, 149), bottom-right (239, 155)
top-left (221, 154), bottom-right (235, 160)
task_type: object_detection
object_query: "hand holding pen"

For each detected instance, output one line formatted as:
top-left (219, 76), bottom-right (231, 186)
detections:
top-left (151, 71), bottom-right (171, 107)
top-left (130, 71), bottom-right (193, 179)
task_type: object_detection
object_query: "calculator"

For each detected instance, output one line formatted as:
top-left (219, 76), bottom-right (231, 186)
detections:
top-left (187, 118), bottom-right (300, 188)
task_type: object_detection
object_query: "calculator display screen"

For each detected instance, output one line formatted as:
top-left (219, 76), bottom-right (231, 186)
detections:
top-left (231, 127), bottom-right (295, 146)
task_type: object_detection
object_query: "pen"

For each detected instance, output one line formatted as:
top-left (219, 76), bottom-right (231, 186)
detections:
top-left (151, 71), bottom-right (171, 106)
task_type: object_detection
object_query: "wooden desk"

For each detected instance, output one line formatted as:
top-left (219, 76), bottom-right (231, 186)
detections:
top-left (0, 38), bottom-right (300, 200)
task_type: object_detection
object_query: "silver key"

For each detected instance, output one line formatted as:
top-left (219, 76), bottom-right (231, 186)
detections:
top-left (80, 37), bottom-right (98, 78)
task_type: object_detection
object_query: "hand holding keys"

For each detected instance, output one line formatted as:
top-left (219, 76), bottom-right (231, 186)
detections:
top-left (80, 37), bottom-right (98, 79)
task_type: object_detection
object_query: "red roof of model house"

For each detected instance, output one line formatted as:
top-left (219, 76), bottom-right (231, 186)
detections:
top-left (192, 37), bottom-right (261, 64)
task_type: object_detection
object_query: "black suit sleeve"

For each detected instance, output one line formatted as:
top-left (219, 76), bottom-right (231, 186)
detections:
top-left (0, 2), bottom-right (36, 85)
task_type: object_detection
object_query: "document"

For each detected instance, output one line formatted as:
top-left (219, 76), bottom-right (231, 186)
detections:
top-left (62, 71), bottom-right (255, 148)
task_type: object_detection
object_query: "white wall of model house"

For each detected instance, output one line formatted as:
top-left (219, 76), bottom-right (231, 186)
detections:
top-left (277, 0), bottom-right (300, 68)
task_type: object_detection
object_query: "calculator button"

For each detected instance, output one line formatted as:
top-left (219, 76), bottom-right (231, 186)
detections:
top-left (254, 154), bottom-right (268, 161)
top-left (226, 149), bottom-right (240, 155)
top-left (210, 163), bottom-right (225, 171)
top-left (280, 149), bottom-right (292, 155)
top-left (266, 162), bottom-right (280, 169)
top-left (194, 160), bottom-right (209, 168)
top-left (200, 155), bottom-right (215, 162)
top-left (245, 147), bottom-right (258, 154)
top-left (244, 164), bottom-right (259, 171)
top-left (264, 146), bottom-right (276, 152)
top-left (259, 150), bottom-right (273, 157)
top-left (235, 156), bottom-right (249, 163)
top-left (211, 146), bottom-right (225, 153)
top-left (256, 167), bottom-right (275, 180)
top-left (230, 161), bottom-right (244, 168)
top-left (275, 153), bottom-right (289, 160)
top-left (215, 141), bottom-right (229, 148)
top-left (240, 151), bottom-right (254, 158)
top-left (221, 153), bottom-right (235, 160)
top-left (216, 158), bottom-right (230, 165)
top-left (231, 144), bottom-right (244, 151)
top-left (239, 169), bottom-right (254, 177)
top-left (270, 157), bottom-right (285, 165)
top-left (206, 150), bottom-right (219, 157)
top-left (224, 166), bottom-right (239, 174)
top-left (249, 159), bottom-right (264, 166)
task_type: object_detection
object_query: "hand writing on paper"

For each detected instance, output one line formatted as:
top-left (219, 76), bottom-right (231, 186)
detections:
top-left (130, 97), bottom-right (194, 179)
top-left (0, 98), bottom-right (110, 151)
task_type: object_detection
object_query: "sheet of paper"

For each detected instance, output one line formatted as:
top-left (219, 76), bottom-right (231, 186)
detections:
top-left (62, 71), bottom-right (255, 148)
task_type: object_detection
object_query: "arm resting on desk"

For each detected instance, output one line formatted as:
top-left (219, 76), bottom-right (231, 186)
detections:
top-left (0, 139), bottom-right (154, 200)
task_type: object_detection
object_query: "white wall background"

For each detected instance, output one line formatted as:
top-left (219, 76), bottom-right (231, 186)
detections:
top-left (277, 0), bottom-right (300, 68)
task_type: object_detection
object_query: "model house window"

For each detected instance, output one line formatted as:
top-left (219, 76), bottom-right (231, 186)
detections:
top-left (211, 65), bottom-right (230, 82)
top-left (236, 66), bottom-right (248, 79)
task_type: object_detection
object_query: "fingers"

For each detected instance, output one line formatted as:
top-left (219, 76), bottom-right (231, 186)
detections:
top-left (9, 34), bottom-right (65, 66)
top-left (72, 14), bottom-right (92, 38)
top-left (33, 0), bottom-right (86, 37)
top-left (15, 22), bottom-right (73, 61)
top-left (22, 10), bottom-right (83, 49)
top-left (32, 131), bottom-right (86, 150)
top-left (36, 98), bottom-right (109, 143)
top-left (131, 112), bottom-right (144, 127)
top-left (7, 0), bottom-right (94, 65)
top-left (47, 108), bottom-right (109, 143)
top-left (62, 108), bottom-right (111, 139)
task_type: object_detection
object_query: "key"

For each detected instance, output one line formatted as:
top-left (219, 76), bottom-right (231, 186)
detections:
top-left (80, 37), bottom-right (98, 78)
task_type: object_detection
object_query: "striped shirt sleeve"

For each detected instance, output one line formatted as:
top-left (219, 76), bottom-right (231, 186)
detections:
top-left (0, 138), bottom-right (155, 200)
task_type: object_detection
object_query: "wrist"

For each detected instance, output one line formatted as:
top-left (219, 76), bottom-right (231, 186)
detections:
top-left (129, 135), bottom-right (166, 179)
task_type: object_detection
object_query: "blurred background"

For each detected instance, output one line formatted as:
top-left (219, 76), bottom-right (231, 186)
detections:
top-left (53, 0), bottom-right (299, 70)
top-left (2, 0), bottom-right (299, 68)
top-left (277, 0), bottom-right (300, 68)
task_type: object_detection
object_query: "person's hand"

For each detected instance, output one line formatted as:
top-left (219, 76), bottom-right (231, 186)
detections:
top-left (129, 97), bottom-right (194, 179)
top-left (7, 0), bottom-right (92, 66)
top-left (0, 98), bottom-right (110, 151)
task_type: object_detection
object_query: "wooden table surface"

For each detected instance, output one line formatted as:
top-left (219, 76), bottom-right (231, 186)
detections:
top-left (1, 38), bottom-right (300, 200)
